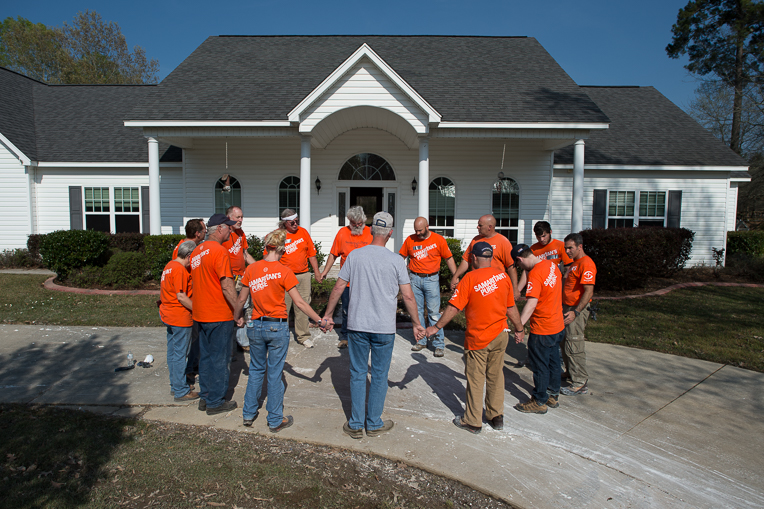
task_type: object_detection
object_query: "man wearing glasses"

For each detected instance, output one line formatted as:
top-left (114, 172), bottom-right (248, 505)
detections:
top-left (189, 214), bottom-right (239, 415)
top-left (276, 208), bottom-right (323, 348)
top-left (223, 206), bottom-right (257, 353)
top-left (320, 205), bottom-right (373, 348)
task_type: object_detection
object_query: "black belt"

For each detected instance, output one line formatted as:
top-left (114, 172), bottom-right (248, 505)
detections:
top-left (411, 271), bottom-right (439, 278)
top-left (293, 271), bottom-right (309, 275)
top-left (255, 316), bottom-right (287, 322)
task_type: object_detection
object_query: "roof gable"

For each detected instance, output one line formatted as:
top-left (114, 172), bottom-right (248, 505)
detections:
top-left (0, 68), bottom-right (39, 161)
top-left (289, 43), bottom-right (440, 127)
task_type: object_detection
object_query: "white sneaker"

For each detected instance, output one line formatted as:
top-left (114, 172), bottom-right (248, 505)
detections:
top-left (302, 339), bottom-right (315, 348)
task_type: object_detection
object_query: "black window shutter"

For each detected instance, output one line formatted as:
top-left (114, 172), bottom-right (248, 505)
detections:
top-left (667, 190), bottom-right (682, 228)
top-left (69, 186), bottom-right (83, 230)
top-left (592, 189), bottom-right (607, 229)
top-left (141, 186), bottom-right (151, 234)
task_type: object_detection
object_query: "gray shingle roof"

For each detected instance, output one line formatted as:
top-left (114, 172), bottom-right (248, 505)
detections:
top-left (0, 69), bottom-right (39, 160)
top-left (0, 67), bottom-right (180, 162)
top-left (555, 86), bottom-right (747, 167)
top-left (128, 36), bottom-right (609, 123)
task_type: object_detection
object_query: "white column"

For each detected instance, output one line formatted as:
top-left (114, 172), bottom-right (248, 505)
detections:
top-left (571, 139), bottom-right (585, 233)
top-left (300, 136), bottom-right (312, 234)
top-left (418, 137), bottom-right (429, 219)
top-left (147, 137), bottom-right (162, 234)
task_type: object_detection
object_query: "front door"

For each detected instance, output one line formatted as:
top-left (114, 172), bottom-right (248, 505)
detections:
top-left (350, 187), bottom-right (383, 225)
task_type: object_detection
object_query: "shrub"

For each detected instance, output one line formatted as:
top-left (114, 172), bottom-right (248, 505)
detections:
top-left (100, 251), bottom-right (149, 289)
top-left (67, 265), bottom-right (106, 288)
top-left (580, 227), bottom-right (694, 291)
top-left (27, 234), bottom-right (45, 264)
top-left (0, 248), bottom-right (42, 268)
top-left (39, 229), bottom-right (110, 278)
top-left (144, 234), bottom-right (185, 280)
top-left (247, 235), bottom-right (265, 262)
top-left (724, 252), bottom-right (764, 281)
top-left (727, 231), bottom-right (764, 258)
top-left (312, 241), bottom-right (326, 273)
top-left (440, 238), bottom-right (464, 291)
top-left (311, 276), bottom-right (336, 298)
top-left (110, 232), bottom-right (147, 253)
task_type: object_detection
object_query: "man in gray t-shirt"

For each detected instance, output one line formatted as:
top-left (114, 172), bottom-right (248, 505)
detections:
top-left (324, 212), bottom-right (425, 439)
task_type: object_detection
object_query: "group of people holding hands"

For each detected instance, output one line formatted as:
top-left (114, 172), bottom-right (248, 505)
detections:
top-left (159, 203), bottom-right (597, 437)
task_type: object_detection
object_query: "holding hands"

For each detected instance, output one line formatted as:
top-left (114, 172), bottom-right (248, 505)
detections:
top-left (413, 324), bottom-right (426, 342)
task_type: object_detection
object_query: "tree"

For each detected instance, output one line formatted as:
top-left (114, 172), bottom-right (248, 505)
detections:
top-left (0, 10), bottom-right (158, 84)
top-left (666, 0), bottom-right (764, 154)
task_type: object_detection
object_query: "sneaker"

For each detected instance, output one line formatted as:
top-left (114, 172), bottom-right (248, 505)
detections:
top-left (411, 344), bottom-right (426, 352)
top-left (343, 421), bottom-right (363, 439)
top-left (546, 394), bottom-right (559, 408)
top-left (560, 382), bottom-right (589, 396)
top-left (434, 348), bottom-right (445, 357)
top-left (452, 417), bottom-right (481, 434)
top-left (198, 399), bottom-right (206, 411)
top-left (269, 415), bottom-right (293, 433)
top-left (242, 412), bottom-right (259, 427)
top-left (515, 397), bottom-right (548, 414)
top-left (488, 415), bottom-right (504, 430)
top-left (366, 420), bottom-right (394, 437)
top-left (338, 340), bottom-right (348, 349)
top-left (174, 391), bottom-right (200, 402)
top-left (206, 400), bottom-right (237, 416)
top-left (302, 339), bottom-right (315, 349)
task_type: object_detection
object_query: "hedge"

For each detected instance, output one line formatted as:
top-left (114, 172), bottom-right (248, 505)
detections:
top-left (144, 234), bottom-right (185, 280)
top-left (39, 229), bottom-right (111, 278)
top-left (441, 238), bottom-right (464, 291)
top-left (727, 231), bottom-right (764, 258)
top-left (580, 227), bottom-right (694, 291)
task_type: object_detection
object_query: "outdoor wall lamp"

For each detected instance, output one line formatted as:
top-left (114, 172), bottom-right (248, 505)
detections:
top-left (411, 178), bottom-right (417, 195)
top-left (315, 176), bottom-right (322, 195)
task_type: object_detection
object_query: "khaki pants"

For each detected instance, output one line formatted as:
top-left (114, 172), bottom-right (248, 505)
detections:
top-left (463, 331), bottom-right (509, 428)
top-left (563, 304), bottom-right (589, 386)
top-left (285, 271), bottom-right (313, 344)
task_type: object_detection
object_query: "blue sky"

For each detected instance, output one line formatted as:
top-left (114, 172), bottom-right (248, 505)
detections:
top-left (4, 0), bottom-right (701, 111)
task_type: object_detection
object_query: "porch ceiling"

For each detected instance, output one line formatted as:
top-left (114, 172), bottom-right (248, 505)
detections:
top-left (309, 106), bottom-right (420, 149)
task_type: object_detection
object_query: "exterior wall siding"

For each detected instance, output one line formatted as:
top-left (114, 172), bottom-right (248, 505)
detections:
top-left (552, 169), bottom-right (732, 266)
top-left (0, 144), bottom-right (32, 250)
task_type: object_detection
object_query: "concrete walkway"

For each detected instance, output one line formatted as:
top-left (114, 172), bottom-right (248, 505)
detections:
top-left (0, 323), bottom-right (762, 508)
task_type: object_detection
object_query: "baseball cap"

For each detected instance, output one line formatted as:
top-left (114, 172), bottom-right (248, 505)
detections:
top-left (373, 211), bottom-right (394, 228)
top-left (207, 213), bottom-right (237, 227)
top-left (510, 243), bottom-right (531, 264)
top-left (471, 241), bottom-right (493, 258)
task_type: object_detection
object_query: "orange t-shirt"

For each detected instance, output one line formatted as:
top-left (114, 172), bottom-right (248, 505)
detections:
top-left (462, 234), bottom-right (514, 271)
top-left (329, 226), bottom-right (373, 267)
top-left (189, 241), bottom-right (234, 323)
top-left (449, 267), bottom-right (515, 351)
top-left (159, 260), bottom-right (193, 327)
top-left (531, 239), bottom-right (572, 265)
top-left (241, 260), bottom-right (299, 320)
top-left (525, 259), bottom-right (564, 335)
top-left (222, 228), bottom-right (249, 276)
top-left (563, 255), bottom-right (597, 307)
top-left (399, 232), bottom-right (453, 274)
top-left (263, 227), bottom-right (317, 274)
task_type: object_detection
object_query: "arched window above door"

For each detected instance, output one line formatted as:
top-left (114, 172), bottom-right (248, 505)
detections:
top-left (338, 153), bottom-right (396, 180)
top-left (492, 177), bottom-right (519, 243)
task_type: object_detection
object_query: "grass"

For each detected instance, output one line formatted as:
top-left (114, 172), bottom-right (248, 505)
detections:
top-left (0, 404), bottom-right (510, 509)
top-left (0, 275), bottom-right (161, 327)
top-left (587, 286), bottom-right (764, 372)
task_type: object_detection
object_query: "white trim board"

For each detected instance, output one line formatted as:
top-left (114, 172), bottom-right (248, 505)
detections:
top-left (554, 164), bottom-right (749, 172)
top-left (0, 133), bottom-right (31, 166)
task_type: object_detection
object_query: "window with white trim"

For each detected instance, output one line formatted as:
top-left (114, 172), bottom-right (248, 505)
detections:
top-left (606, 190), bottom-right (667, 228)
top-left (279, 176), bottom-right (300, 216)
top-left (492, 177), bottom-right (519, 242)
top-left (429, 177), bottom-right (455, 237)
top-left (214, 175), bottom-right (241, 214)
top-left (84, 186), bottom-right (141, 233)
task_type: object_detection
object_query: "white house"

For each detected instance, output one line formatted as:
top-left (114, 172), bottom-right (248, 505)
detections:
top-left (0, 36), bottom-right (750, 265)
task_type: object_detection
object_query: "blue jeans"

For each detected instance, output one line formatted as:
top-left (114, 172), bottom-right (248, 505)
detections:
top-left (164, 323), bottom-right (192, 398)
top-left (197, 320), bottom-right (235, 409)
top-left (243, 320), bottom-right (290, 428)
top-left (185, 321), bottom-right (199, 377)
top-left (347, 330), bottom-right (395, 430)
top-left (410, 273), bottom-right (444, 349)
top-left (527, 330), bottom-right (564, 405)
top-left (340, 286), bottom-right (350, 337)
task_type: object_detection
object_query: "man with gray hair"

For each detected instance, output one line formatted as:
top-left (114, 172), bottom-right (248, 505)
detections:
top-left (277, 208), bottom-right (322, 348)
top-left (323, 212), bottom-right (425, 438)
top-left (320, 205), bottom-right (373, 348)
